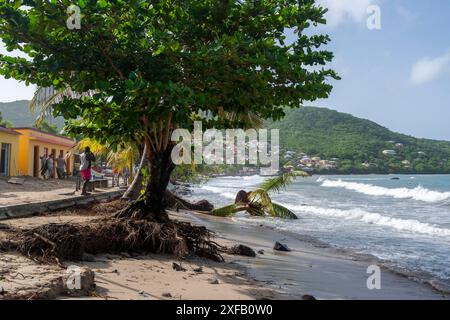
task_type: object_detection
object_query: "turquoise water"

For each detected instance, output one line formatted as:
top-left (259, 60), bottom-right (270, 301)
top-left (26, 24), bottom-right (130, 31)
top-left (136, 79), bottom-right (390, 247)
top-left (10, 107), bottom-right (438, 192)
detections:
top-left (191, 174), bottom-right (450, 287)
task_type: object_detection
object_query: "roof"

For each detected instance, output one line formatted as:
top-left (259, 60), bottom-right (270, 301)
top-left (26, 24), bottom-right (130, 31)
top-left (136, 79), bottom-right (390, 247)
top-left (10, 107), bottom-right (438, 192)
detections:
top-left (29, 136), bottom-right (75, 148)
top-left (0, 126), bottom-right (21, 136)
top-left (13, 127), bottom-right (74, 142)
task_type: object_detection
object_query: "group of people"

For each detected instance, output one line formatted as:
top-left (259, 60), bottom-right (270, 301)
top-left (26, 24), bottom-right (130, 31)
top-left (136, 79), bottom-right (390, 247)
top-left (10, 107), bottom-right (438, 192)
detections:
top-left (40, 153), bottom-right (67, 180)
top-left (39, 146), bottom-right (97, 196)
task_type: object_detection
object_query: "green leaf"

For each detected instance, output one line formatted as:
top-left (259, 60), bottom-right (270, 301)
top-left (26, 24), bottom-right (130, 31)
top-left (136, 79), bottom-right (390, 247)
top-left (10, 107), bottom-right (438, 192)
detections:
top-left (271, 203), bottom-right (298, 219)
top-left (209, 204), bottom-right (245, 217)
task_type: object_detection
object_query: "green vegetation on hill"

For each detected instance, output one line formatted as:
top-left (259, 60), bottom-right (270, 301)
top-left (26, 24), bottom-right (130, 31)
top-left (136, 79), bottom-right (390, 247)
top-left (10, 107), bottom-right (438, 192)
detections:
top-left (0, 110), bottom-right (13, 127)
top-left (268, 107), bottom-right (450, 174)
top-left (0, 100), bottom-right (64, 129)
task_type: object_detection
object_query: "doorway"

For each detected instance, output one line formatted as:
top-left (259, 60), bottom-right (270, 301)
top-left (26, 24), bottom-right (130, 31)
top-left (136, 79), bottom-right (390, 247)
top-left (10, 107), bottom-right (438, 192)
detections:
top-left (0, 143), bottom-right (11, 176)
top-left (33, 145), bottom-right (40, 177)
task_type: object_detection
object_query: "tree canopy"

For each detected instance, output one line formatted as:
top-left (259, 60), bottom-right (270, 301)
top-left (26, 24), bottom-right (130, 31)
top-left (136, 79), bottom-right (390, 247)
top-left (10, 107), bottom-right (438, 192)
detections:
top-left (0, 0), bottom-right (338, 216)
top-left (1, 0), bottom-right (337, 141)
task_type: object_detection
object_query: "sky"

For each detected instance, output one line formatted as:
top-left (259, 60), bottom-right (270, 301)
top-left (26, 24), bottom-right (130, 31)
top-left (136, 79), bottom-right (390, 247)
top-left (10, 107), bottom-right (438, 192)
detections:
top-left (1, 0), bottom-right (450, 140)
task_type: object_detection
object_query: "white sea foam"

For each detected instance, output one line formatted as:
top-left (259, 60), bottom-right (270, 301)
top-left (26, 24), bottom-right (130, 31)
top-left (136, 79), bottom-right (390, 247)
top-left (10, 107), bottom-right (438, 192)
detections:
top-left (320, 179), bottom-right (450, 202)
top-left (201, 186), bottom-right (236, 199)
top-left (284, 204), bottom-right (450, 237)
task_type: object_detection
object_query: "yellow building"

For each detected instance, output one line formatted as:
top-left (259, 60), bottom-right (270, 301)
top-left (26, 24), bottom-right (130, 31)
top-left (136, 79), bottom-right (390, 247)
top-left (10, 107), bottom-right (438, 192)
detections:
top-left (14, 127), bottom-right (76, 177)
top-left (0, 126), bottom-right (21, 176)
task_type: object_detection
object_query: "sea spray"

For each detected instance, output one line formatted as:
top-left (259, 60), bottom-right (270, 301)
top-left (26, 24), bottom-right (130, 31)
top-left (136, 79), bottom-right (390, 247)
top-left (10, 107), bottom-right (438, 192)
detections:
top-left (284, 204), bottom-right (450, 237)
top-left (320, 179), bottom-right (450, 202)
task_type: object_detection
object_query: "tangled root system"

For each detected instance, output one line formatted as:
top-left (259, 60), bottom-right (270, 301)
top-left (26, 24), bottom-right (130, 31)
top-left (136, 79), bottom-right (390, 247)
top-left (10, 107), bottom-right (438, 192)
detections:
top-left (2, 218), bottom-right (225, 264)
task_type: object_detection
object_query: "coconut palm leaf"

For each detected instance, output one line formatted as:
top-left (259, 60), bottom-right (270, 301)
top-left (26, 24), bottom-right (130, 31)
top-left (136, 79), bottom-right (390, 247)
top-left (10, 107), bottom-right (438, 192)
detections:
top-left (246, 205), bottom-right (265, 217)
top-left (259, 170), bottom-right (308, 193)
top-left (29, 86), bottom-right (94, 126)
top-left (272, 202), bottom-right (298, 219)
top-left (248, 188), bottom-right (273, 208)
top-left (210, 204), bottom-right (247, 217)
top-left (75, 138), bottom-right (109, 156)
top-left (107, 145), bottom-right (139, 172)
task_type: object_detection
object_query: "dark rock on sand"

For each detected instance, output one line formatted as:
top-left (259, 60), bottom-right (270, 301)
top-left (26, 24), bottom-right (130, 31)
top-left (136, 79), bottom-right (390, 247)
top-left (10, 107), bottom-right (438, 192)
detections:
top-left (257, 249), bottom-right (265, 255)
top-left (210, 278), bottom-right (220, 284)
top-left (229, 244), bottom-right (256, 257)
top-left (172, 262), bottom-right (186, 272)
top-left (302, 294), bottom-right (316, 300)
top-left (162, 292), bottom-right (172, 298)
top-left (274, 241), bottom-right (291, 252)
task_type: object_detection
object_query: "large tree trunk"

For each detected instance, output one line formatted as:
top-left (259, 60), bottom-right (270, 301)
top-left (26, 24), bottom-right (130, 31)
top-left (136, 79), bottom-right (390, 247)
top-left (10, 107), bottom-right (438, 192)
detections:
top-left (121, 144), bottom-right (148, 201)
top-left (145, 145), bottom-right (175, 219)
top-left (115, 145), bottom-right (175, 222)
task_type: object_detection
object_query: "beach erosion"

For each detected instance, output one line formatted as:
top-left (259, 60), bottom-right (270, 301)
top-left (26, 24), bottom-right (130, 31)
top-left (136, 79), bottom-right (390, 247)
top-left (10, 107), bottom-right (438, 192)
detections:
top-left (1, 204), bottom-right (448, 300)
top-left (181, 210), bottom-right (448, 300)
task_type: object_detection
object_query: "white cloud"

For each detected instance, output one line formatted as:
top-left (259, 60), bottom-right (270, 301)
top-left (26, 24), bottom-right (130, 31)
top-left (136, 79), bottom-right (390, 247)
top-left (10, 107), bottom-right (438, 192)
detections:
top-left (0, 41), bottom-right (35, 102)
top-left (317, 0), bottom-right (375, 27)
top-left (410, 52), bottom-right (450, 85)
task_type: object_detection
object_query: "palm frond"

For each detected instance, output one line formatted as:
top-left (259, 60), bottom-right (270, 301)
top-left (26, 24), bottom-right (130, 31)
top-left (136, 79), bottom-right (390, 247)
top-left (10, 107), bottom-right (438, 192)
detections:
top-left (259, 171), bottom-right (308, 193)
top-left (107, 145), bottom-right (139, 171)
top-left (245, 205), bottom-right (265, 216)
top-left (75, 138), bottom-right (109, 156)
top-left (209, 204), bottom-right (246, 217)
top-left (30, 86), bottom-right (95, 126)
top-left (248, 188), bottom-right (273, 208)
top-left (271, 202), bottom-right (298, 219)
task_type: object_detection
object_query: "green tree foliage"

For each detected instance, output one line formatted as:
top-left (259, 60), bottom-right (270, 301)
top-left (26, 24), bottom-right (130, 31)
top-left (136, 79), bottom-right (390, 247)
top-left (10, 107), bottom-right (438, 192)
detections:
top-left (35, 120), bottom-right (59, 135)
top-left (268, 107), bottom-right (450, 174)
top-left (0, 111), bottom-right (13, 127)
top-left (0, 1), bottom-right (337, 218)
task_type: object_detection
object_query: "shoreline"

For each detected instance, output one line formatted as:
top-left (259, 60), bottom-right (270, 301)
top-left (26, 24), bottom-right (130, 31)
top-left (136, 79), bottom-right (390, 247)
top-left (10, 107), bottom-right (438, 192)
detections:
top-left (179, 210), bottom-right (449, 300)
top-left (0, 199), bottom-right (448, 300)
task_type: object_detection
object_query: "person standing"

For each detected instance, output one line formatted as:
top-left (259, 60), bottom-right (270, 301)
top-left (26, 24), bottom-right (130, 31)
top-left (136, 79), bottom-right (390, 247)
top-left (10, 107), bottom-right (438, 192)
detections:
top-left (40, 154), bottom-right (48, 179)
top-left (80, 146), bottom-right (96, 195)
top-left (57, 153), bottom-right (66, 179)
top-left (46, 154), bottom-right (54, 179)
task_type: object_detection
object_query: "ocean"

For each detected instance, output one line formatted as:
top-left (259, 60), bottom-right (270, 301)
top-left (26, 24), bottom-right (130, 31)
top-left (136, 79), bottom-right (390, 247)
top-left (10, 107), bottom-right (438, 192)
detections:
top-left (190, 174), bottom-right (450, 290)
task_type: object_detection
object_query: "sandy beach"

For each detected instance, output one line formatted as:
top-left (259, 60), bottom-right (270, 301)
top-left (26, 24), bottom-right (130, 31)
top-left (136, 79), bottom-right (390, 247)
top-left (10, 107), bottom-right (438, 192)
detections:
top-left (1, 199), bottom-right (448, 300)
top-left (0, 177), bottom-right (118, 207)
top-left (0, 210), bottom-right (277, 300)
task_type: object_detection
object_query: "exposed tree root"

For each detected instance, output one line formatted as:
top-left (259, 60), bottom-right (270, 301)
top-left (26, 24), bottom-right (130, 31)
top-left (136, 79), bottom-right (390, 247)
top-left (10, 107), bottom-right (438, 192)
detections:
top-left (165, 190), bottom-right (214, 212)
top-left (1, 218), bottom-right (226, 264)
top-left (114, 190), bottom-right (214, 220)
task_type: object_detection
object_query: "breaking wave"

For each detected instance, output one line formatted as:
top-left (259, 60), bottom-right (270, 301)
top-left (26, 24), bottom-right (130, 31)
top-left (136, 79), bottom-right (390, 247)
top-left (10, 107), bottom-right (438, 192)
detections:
top-left (285, 204), bottom-right (450, 237)
top-left (200, 186), bottom-right (236, 200)
top-left (320, 179), bottom-right (450, 203)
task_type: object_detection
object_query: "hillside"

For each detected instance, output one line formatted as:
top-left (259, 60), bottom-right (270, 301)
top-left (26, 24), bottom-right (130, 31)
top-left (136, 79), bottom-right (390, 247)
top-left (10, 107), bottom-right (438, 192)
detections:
top-left (268, 107), bottom-right (450, 174)
top-left (0, 100), bottom-right (64, 128)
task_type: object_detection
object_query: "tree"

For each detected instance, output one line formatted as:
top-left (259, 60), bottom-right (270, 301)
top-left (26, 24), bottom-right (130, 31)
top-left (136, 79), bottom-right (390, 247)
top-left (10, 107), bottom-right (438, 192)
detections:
top-left (35, 120), bottom-right (59, 134)
top-left (0, 0), bottom-right (338, 221)
top-left (0, 111), bottom-right (13, 128)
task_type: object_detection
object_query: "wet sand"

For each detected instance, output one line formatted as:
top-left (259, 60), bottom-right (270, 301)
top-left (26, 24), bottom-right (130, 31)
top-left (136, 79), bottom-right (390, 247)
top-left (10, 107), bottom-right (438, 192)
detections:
top-left (179, 210), bottom-right (449, 300)
top-left (1, 204), bottom-right (448, 300)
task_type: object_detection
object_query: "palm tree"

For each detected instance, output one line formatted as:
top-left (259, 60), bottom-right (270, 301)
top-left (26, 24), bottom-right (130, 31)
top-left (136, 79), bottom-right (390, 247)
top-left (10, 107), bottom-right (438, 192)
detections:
top-left (29, 86), bottom-right (94, 126)
top-left (209, 171), bottom-right (308, 219)
top-left (75, 138), bottom-right (139, 183)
